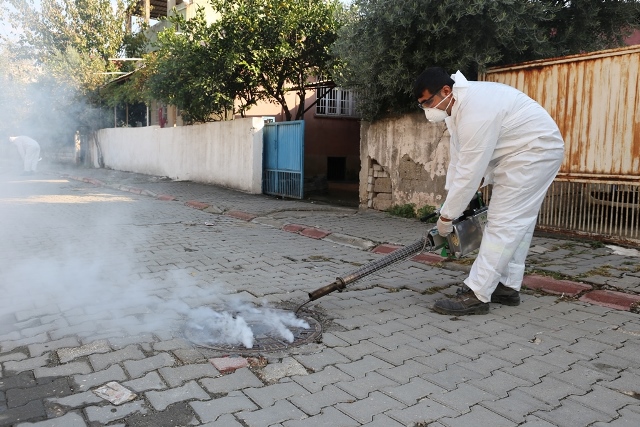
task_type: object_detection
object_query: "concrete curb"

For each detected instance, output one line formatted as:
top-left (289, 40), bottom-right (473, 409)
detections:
top-left (522, 274), bottom-right (593, 297)
top-left (252, 217), bottom-right (290, 229)
top-left (523, 274), bottom-right (640, 311)
top-left (579, 289), bottom-right (640, 311)
top-left (283, 224), bottom-right (306, 233)
top-left (299, 228), bottom-right (332, 240)
top-left (185, 200), bottom-right (209, 210)
top-left (322, 233), bottom-right (376, 251)
top-left (225, 210), bottom-right (258, 221)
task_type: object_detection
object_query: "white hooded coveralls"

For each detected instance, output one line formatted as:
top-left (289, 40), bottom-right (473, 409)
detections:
top-left (10, 136), bottom-right (41, 172)
top-left (439, 72), bottom-right (564, 302)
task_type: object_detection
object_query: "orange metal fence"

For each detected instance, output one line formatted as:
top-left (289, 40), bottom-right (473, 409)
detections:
top-left (482, 45), bottom-right (640, 244)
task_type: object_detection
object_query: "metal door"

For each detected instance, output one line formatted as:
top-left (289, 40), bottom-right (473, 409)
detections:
top-left (263, 121), bottom-right (304, 199)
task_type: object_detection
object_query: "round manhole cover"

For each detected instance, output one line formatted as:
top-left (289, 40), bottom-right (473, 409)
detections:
top-left (184, 307), bottom-right (322, 354)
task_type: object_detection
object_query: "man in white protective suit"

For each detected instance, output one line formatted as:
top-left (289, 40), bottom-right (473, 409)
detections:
top-left (413, 67), bottom-right (564, 315)
top-left (9, 135), bottom-right (41, 175)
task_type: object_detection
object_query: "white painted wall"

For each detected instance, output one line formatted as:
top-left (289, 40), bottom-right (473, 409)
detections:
top-left (93, 118), bottom-right (265, 194)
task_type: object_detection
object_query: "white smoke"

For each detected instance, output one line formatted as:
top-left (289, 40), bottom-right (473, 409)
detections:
top-left (0, 46), bottom-right (309, 349)
top-left (177, 293), bottom-right (311, 349)
top-left (186, 307), bottom-right (256, 349)
top-left (229, 300), bottom-right (310, 344)
top-left (0, 249), bottom-right (309, 350)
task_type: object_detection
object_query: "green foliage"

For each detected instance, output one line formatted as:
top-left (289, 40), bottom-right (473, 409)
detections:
top-left (5, 0), bottom-right (132, 63)
top-left (144, 0), bottom-right (344, 123)
top-left (143, 8), bottom-right (254, 123)
top-left (542, 0), bottom-right (640, 55)
top-left (388, 203), bottom-right (437, 219)
top-left (46, 46), bottom-right (109, 95)
top-left (333, 0), bottom-right (640, 121)
top-left (388, 203), bottom-right (417, 218)
top-left (0, 44), bottom-right (112, 146)
top-left (208, 0), bottom-right (344, 121)
top-left (122, 29), bottom-right (149, 63)
top-left (0, 45), bottom-right (36, 139)
top-left (387, 203), bottom-right (436, 218)
top-left (417, 204), bottom-right (436, 219)
top-left (2, 0), bottom-right (143, 141)
top-left (100, 59), bottom-right (153, 108)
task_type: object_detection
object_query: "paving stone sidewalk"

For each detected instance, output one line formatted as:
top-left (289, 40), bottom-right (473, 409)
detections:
top-left (51, 165), bottom-right (640, 309)
top-left (1, 165), bottom-right (639, 427)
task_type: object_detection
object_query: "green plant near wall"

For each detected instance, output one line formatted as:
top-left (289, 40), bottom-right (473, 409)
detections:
top-left (388, 203), bottom-right (437, 219)
top-left (417, 204), bottom-right (436, 219)
top-left (388, 203), bottom-right (417, 218)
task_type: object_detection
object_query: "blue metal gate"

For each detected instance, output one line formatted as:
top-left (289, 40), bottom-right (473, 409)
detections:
top-left (263, 121), bottom-right (304, 199)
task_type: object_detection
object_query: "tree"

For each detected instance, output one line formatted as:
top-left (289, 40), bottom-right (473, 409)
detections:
top-left (541, 0), bottom-right (640, 55)
top-left (144, 0), bottom-right (344, 122)
top-left (0, 44), bottom-right (38, 140)
top-left (333, 0), bottom-right (640, 121)
top-left (4, 0), bottom-right (133, 64)
top-left (1, 0), bottom-right (145, 141)
top-left (2, 0), bottom-right (148, 100)
top-left (209, 0), bottom-right (344, 121)
top-left (0, 43), bottom-right (112, 145)
top-left (142, 8), bottom-right (255, 123)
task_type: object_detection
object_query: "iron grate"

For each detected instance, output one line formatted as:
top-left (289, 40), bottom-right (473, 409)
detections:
top-left (184, 314), bottom-right (322, 355)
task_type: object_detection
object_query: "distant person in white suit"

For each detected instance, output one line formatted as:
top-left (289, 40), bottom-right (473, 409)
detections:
top-left (9, 136), bottom-right (41, 174)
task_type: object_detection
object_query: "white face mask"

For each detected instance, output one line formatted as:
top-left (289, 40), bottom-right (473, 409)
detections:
top-left (423, 93), bottom-right (452, 123)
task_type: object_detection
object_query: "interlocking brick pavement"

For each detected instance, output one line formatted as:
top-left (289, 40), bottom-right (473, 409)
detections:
top-left (1, 166), bottom-right (639, 426)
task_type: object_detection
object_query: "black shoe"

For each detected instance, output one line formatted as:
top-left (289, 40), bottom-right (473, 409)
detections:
top-left (490, 283), bottom-right (520, 306)
top-left (433, 285), bottom-right (490, 315)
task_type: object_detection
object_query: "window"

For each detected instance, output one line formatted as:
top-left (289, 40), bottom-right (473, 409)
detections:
top-left (316, 86), bottom-right (359, 117)
top-left (327, 157), bottom-right (347, 181)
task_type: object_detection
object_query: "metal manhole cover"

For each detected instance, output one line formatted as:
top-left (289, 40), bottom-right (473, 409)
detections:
top-left (184, 310), bottom-right (322, 354)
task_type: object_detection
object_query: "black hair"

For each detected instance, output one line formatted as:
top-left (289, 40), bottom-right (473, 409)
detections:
top-left (413, 67), bottom-right (455, 100)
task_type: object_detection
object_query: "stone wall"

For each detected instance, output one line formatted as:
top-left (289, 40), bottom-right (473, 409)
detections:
top-left (359, 112), bottom-right (450, 211)
top-left (366, 161), bottom-right (392, 210)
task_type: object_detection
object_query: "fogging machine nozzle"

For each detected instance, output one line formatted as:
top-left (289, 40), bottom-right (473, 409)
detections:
top-left (308, 278), bottom-right (346, 301)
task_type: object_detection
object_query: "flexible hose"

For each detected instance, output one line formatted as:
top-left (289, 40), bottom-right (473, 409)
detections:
top-left (338, 236), bottom-right (430, 286)
top-left (296, 235), bottom-right (433, 312)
